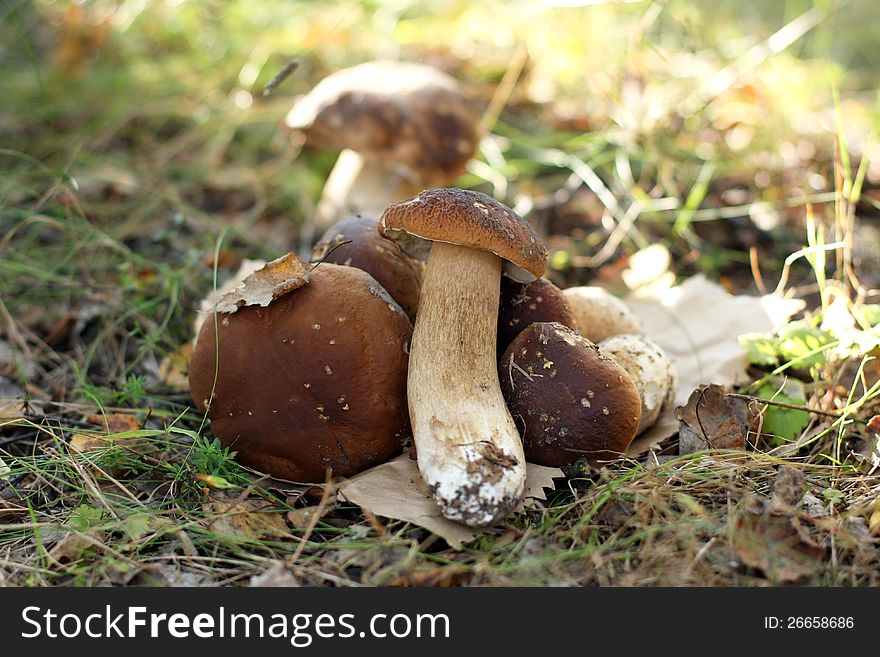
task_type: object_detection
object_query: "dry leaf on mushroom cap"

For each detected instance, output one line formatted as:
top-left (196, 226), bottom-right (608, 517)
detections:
top-left (188, 252), bottom-right (412, 484)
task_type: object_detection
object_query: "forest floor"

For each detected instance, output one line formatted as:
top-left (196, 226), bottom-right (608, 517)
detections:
top-left (1, 0), bottom-right (879, 586)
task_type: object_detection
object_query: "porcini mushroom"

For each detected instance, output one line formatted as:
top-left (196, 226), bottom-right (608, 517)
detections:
top-left (311, 214), bottom-right (424, 321)
top-left (597, 334), bottom-right (678, 436)
top-left (562, 286), bottom-right (643, 343)
top-left (379, 188), bottom-right (548, 527)
top-left (499, 322), bottom-right (641, 466)
top-left (287, 60), bottom-right (480, 235)
top-left (188, 253), bottom-right (411, 482)
top-left (498, 276), bottom-right (578, 354)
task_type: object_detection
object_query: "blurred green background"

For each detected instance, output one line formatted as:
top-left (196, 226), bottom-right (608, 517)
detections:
top-left (2, 0), bottom-right (879, 354)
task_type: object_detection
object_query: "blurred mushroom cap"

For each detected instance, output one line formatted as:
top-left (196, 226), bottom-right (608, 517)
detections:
top-left (286, 60), bottom-right (480, 184)
top-left (562, 286), bottom-right (643, 343)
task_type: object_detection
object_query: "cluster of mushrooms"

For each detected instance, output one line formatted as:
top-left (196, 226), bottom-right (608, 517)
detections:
top-left (188, 62), bottom-right (677, 529)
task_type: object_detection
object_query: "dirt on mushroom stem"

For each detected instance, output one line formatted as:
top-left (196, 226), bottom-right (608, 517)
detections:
top-left (407, 241), bottom-right (527, 527)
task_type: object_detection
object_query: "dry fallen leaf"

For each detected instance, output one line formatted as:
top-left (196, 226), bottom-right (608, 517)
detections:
top-left (733, 492), bottom-right (826, 583)
top-left (0, 379), bottom-right (26, 419)
top-left (46, 530), bottom-right (106, 566)
top-left (675, 384), bottom-right (750, 454)
top-left (626, 274), bottom-right (802, 455)
top-left (337, 453), bottom-right (562, 549)
top-left (70, 413), bottom-right (142, 452)
top-left (770, 465), bottom-right (806, 508)
top-left (388, 566), bottom-right (470, 587)
top-left (248, 561), bottom-right (300, 587)
top-left (287, 504), bottom-right (333, 529)
top-left (193, 258), bottom-right (266, 339)
top-left (51, 4), bottom-right (111, 75)
top-left (158, 342), bottom-right (192, 390)
top-left (203, 498), bottom-right (290, 540)
top-left (213, 252), bottom-right (310, 314)
top-left (128, 565), bottom-right (210, 587)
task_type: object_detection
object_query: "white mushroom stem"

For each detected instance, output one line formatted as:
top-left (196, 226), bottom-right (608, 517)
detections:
top-left (408, 241), bottom-right (526, 527)
top-left (315, 149), bottom-right (423, 233)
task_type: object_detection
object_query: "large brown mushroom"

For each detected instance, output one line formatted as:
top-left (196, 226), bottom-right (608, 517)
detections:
top-left (310, 214), bottom-right (424, 321)
top-left (188, 253), bottom-right (411, 482)
top-left (497, 276), bottom-right (578, 355)
top-left (499, 322), bottom-right (641, 466)
top-left (287, 60), bottom-right (480, 235)
top-left (379, 188), bottom-right (548, 527)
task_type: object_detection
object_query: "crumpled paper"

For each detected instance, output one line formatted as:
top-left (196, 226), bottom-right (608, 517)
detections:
top-left (338, 453), bottom-right (561, 548)
top-left (626, 274), bottom-right (802, 455)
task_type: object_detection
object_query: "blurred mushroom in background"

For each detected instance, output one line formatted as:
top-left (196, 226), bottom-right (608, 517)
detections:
top-left (287, 60), bottom-right (480, 242)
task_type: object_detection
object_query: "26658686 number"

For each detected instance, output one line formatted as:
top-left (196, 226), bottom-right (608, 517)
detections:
top-left (787, 617), bottom-right (853, 629)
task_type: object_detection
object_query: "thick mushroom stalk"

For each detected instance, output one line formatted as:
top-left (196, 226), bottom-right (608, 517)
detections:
top-left (409, 242), bottom-right (525, 527)
top-left (380, 188), bottom-right (548, 527)
top-left (315, 149), bottom-right (423, 229)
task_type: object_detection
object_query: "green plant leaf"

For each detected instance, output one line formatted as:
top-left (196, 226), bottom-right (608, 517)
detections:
top-left (821, 487), bottom-right (845, 505)
top-left (67, 505), bottom-right (106, 532)
top-left (755, 383), bottom-right (811, 443)
top-left (738, 332), bottom-right (780, 366)
top-left (777, 321), bottom-right (835, 368)
top-left (858, 304), bottom-right (880, 326)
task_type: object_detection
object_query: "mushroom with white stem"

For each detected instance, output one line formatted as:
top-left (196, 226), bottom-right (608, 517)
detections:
top-left (379, 188), bottom-right (548, 527)
top-left (286, 60), bottom-right (480, 240)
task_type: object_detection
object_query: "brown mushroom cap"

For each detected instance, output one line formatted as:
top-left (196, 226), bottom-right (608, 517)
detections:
top-left (379, 188), bottom-right (548, 281)
top-left (311, 215), bottom-right (424, 321)
top-left (188, 261), bottom-right (411, 482)
top-left (286, 60), bottom-right (479, 184)
top-left (499, 322), bottom-right (641, 466)
top-left (562, 286), bottom-right (643, 343)
top-left (497, 276), bottom-right (578, 354)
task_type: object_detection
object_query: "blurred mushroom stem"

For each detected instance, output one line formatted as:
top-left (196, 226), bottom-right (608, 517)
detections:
top-left (314, 149), bottom-right (423, 233)
top-left (407, 241), bottom-right (526, 527)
